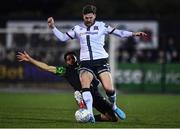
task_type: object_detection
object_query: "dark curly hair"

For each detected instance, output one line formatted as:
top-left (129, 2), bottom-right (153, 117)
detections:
top-left (82, 4), bottom-right (97, 15)
top-left (64, 51), bottom-right (77, 61)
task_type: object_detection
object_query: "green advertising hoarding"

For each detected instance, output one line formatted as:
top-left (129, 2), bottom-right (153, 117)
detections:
top-left (115, 63), bottom-right (180, 93)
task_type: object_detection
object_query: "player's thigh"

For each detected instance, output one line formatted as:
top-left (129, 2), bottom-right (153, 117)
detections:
top-left (79, 70), bottom-right (94, 88)
top-left (99, 72), bottom-right (114, 91)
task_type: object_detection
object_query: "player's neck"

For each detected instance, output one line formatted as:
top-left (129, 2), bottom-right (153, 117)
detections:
top-left (84, 21), bottom-right (95, 28)
top-left (68, 62), bottom-right (78, 68)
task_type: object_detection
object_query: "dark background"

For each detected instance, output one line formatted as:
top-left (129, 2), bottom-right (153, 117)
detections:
top-left (0, 0), bottom-right (180, 49)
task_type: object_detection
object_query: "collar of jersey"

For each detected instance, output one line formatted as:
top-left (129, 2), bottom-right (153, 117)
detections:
top-left (83, 21), bottom-right (96, 29)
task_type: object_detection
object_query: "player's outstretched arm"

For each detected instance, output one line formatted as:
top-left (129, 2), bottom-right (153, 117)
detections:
top-left (111, 29), bottom-right (148, 38)
top-left (17, 51), bottom-right (56, 74)
top-left (106, 24), bottom-right (148, 39)
top-left (47, 17), bottom-right (74, 42)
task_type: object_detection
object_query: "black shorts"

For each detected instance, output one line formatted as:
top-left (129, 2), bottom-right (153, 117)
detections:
top-left (79, 58), bottom-right (110, 76)
top-left (90, 86), bottom-right (115, 117)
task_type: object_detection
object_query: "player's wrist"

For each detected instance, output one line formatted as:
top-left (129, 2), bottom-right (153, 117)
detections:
top-left (28, 57), bottom-right (34, 63)
top-left (132, 32), bottom-right (136, 36)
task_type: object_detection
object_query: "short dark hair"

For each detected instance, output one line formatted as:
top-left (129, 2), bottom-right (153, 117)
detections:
top-left (82, 4), bottom-right (96, 15)
top-left (64, 51), bottom-right (76, 61)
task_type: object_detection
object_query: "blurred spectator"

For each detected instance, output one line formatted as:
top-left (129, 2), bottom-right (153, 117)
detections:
top-left (119, 50), bottom-right (131, 63)
top-left (136, 50), bottom-right (145, 63)
top-left (117, 35), bottom-right (180, 64)
top-left (0, 41), bottom-right (6, 63)
top-left (166, 37), bottom-right (176, 53)
top-left (146, 50), bottom-right (153, 62)
top-left (4, 49), bottom-right (17, 66)
top-left (130, 52), bottom-right (138, 63)
top-left (157, 50), bottom-right (165, 64)
top-left (166, 37), bottom-right (179, 63)
top-left (171, 50), bottom-right (179, 63)
top-left (121, 36), bottom-right (137, 51)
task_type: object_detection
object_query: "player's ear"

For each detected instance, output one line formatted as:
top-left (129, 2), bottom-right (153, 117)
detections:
top-left (94, 14), bottom-right (96, 18)
top-left (82, 14), bottom-right (85, 20)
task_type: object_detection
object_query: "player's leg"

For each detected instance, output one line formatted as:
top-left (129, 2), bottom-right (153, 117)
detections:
top-left (93, 59), bottom-right (125, 120)
top-left (79, 69), bottom-right (95, 122)
top-left (99, 72), bottom-right (116, 107)
top-left (99, 72), bottom-right (126, 120)
top-left (94, 59), bottom-right (117, 110)
top-left (91, 87), bottom-right (118, 122)
top-left (93, 102), bottom-right (118, 122)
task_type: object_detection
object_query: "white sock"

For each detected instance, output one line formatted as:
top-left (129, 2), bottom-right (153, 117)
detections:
top-left (82, 91), bottom-right (93, 115)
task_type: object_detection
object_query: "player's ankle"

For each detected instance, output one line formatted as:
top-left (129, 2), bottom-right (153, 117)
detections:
top-left (112, 104), bottom-right (117, 110)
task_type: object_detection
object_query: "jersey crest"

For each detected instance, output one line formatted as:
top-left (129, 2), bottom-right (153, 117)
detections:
top-left (104, 24), bottom-right (109, 28)
top-left (94, 26), bottom-right (99, 30)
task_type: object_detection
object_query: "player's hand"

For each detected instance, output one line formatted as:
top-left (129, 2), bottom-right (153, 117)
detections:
top-left (16, 51), bottom-right (32, 62)
top-left (47, 17), bottom-right (55, 29)
top-left (133, 32), bottom-right (149, 41)
top-left (133, 32), bottom-right (147, 37)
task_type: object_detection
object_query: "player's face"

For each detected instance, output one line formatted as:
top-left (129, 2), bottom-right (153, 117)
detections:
top-left (65, 54), bottom-right (77, 66)
top-left (83, 13), bottom-right (96, 27)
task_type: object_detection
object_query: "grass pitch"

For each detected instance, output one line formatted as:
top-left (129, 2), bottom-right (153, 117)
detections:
top-left (0, 92), bottom-right (180, 128)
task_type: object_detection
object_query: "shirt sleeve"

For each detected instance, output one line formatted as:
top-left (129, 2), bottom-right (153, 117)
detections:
top-left (55, 66), bottom-right (66, 76)
top-left (52, 27), bottom-right (75, 42)
top-left (112, 29), bottom-right (133, 38)
top-left (66, 27), bottom-right (76, 39)
top-left (103, 22), bottom-right (133, 37)
top-left (103, 23), bottom-right (116, 34)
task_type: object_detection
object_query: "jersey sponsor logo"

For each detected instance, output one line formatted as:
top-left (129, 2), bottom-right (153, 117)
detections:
top-left (79, 31), bottom-right (98, 36)
top-left (79, 32), bottom-right (86, 36)
top-left (86, 31), bottom-right (98, 35)
top-left (104, 24), bottom-right (109, 28)
top-left (94, 26), bottom-right (99, 30)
